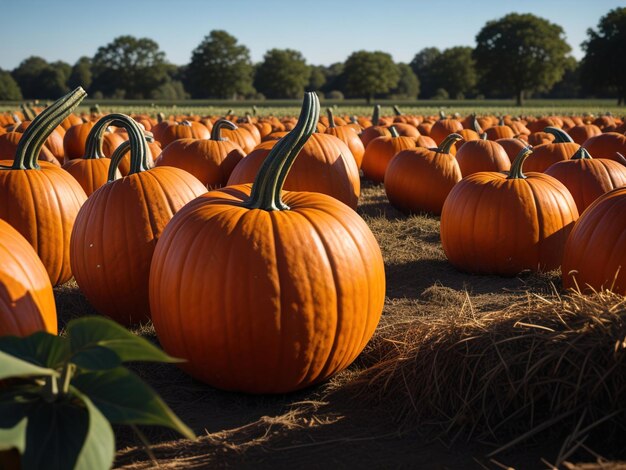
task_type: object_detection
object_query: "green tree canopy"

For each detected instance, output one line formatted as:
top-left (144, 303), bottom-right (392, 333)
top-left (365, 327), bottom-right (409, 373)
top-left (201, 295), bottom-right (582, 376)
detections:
top-left (91, 35), bottom-right (170, 99)
top-left (186, 30), bottom-right (254, 99)
top-left (254, 49), bottom-right (310, 99)
top-left (430, 47), bottom-right (476, 99)
top-left (37, 67), bottom-right (69, 98)
top-left (307, 65), bottom-right (326, 92)
top-left (12, 56), bottom-right (49, 98)
top-left (68, 57), bottom-right (93, 90)
top-left (0, 69), bottom-right (22, 100)
top-left (474, 13), bottom-right (572, 106)
top-left (343, 51), bottom-right (400, 103)
top-left (580, 7), bottom-right (626, 105)
top-left (392, 63), bottom-right (420, 99)
top-left (409, 47), bottom-right (440, 98)
top-left (50, 61), bottom-right (72, 85)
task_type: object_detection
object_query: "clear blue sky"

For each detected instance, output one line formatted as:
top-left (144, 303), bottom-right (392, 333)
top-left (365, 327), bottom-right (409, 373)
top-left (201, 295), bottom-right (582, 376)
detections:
top-left (0, 0), bottom-right (621, 70)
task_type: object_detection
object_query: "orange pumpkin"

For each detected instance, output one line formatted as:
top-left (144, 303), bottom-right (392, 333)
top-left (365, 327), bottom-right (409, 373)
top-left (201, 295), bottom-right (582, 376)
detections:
top-left (523, 127), bottom-right (579, 173)
top-left (429, 118), bottom-right (463, 145)
top-left (455, 136), bottom-right (510, 176)
top-left (149, 93), bottom-right (384, 393)
top-left (361, 126), bottom-right (416, 183)
top-left (63, 121), bottom-right (96, 159)
top-left (324, 108), bottom-right (365, 168)
top-left (157, 120), bottom-right (210, 147)
top-left (582, 132), bottom-right (626, 164)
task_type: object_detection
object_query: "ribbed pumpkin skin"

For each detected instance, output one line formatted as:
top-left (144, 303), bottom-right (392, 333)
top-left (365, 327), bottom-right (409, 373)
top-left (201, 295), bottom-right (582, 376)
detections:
top-left (0, 165), bottom-right (87, 286)
top-left (522, 142), bottom-right (579, 173)
top-left (568, 125), bottom-right (601, 145)
top-left (64, 122), bottom-right (95, 159)
top-left (325, 126), bottom-right (365, 168)
top-left (497, 138), bottom-right (527, 163)
top-left (361, 135), bottom-right (416, 183)
top-left (440, 172), bottom-right (579, 276)
top-left (149, 186), bottom-right (385, 393)
top-left (455, 140), bottom-right (510, 176)
top-left (70, 167), bottom-right (206, 325)
top-left (384, 147), bottom-right (461, 215)
top-left (544, 158), bottom-right (626, 213)
top-left (0, 219), bottom-right (57, 336)
top-left (62, 158), bottom-right (118, 196)
top-left (227, 134), bottom-right (360, 209)
top-left (562, 188), bottom-right (626, 293)
top-left (429, 119), bottom-right (463, 144)
top-left (582, 133), bottom-right (626, 161)
top-left (155, 138), bottom-right (245, 188)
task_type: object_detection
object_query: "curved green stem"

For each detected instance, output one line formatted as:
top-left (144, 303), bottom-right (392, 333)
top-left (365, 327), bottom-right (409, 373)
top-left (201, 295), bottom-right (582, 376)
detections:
top-left (498, 116), bottom-right (505, 126)
top-left (157, 112), bottom-right (165, 123)
top-left (252, 105), bottom-right (258, 116)
top-left (326, 108), bottom-right (336, 128)
top-left (107, 132), bottom-right (155, 182)
top-left (439, 110), bottom-right (446, 120)
top-left (20, 104), bottom-right (37, 121)
top-left (544, 126), bottom-right (574, 143)
top-left (13, 87), bottom-right (86, 170)
top-left (211, 119), bottom-right (237, 141)
top-left (245, 92), bottom-right (320, 211)
top-left (472, 115), bottom-right (482, 134)
top-left (438, 133), bottom-right (462, 153)
top-left (393, 105), bottom-right (402, 116)
top-left (388, 126), bottom-right (399, 138)
top-left (507, 147), bottom-right (533, 180)
top-left (96, 114), bottom-right (149, 179)
top-left (480, 133), bottom-right (487, 140)
top-left (571, 147), bottom-right (592, 160)
top-left (371, 104), bottom-right (380, 126)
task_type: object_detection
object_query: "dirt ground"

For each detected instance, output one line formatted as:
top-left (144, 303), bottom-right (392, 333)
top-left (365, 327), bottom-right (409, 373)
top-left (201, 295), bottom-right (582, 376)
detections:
top-left (54, 179), bottom-right (617, 469)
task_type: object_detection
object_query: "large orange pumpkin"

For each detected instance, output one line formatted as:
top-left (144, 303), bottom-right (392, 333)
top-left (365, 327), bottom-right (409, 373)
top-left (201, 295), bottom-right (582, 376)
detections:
top-left (361, 126), bottom-right (416, 183)
top-left (0, 88), bottom-right (88, 286)
top-left (522, 127), bottom-right (579, 172)
top-left (440, 147), bottom-right (579, 276)
top-left (324, 108), bottom-right (365, 168)
top-left (149, 93), bottom-right (385, 393)
top-left (0, 219), bottom-right (57, 336)
top-left (582, 132), bottom-right (626, 164)
top-left (455, 136), bottom-right (510, 176)
top-left (70, 114), bottom-right (206, 325)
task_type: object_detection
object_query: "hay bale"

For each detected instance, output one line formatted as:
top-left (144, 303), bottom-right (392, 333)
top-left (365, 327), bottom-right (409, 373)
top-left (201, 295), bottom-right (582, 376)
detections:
top-left (344, 290), bottom-right (626, 464)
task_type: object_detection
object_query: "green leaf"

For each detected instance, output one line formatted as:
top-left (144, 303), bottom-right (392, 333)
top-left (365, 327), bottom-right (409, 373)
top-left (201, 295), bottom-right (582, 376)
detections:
top-left (21, 393), bottom-right (114, 470)
top-left (67, 316), bottom-right (180, 364)
top-left (71, 346), bottom-right (121, 371)
top-left (0, 350), bottom-right (57, 380)
top-left (0, 333), bottom-right (70, 369)
top-left (0, 417), bottom-right (27, 453)
top-left (73, 367), bottom-right (195, 440)
top-left (0, 388), bottom-right (38, 428)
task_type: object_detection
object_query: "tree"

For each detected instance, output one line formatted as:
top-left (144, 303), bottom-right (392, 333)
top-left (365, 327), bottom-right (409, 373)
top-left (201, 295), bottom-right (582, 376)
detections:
top-left (186, 30), bottom-right (254, 99)
top-left (0, 69), bottom-right (22, 100)
top-left (430, 47), bottom-right (476, 99)
top-left (91, 35), bottom-right (170, 99)
top-left (254, 49), bottom-right (310, 99)
top-left (409, 47), bottom-right (440, 98)
top-left (307, 65), bottom-right (326, 92)
top-left (50, 61), bottom-right (72, 85)
top-left (12, 56), bottom-right (49, 98)
top-left (392, 63), bottom-right (420, 99)
top-left (474, 13), bottom-right (572, 106)
top-left (68, 57), bottom-right (93, 90)
top-left (321, 62), bottom-right (346, 95)
top-left (544, 57), bottom-right (581, 98)
top-left (343, 51), bottom-right (400, 103)
top-left (37, 67), bottom-right (69, 98)
top-left (580, 7), bottom-right (626, 105)
top-left (151, 80), bottom-right (188, 100)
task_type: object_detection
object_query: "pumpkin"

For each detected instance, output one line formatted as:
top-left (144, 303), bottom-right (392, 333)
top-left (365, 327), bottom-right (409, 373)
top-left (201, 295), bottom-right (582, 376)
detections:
top-left (582, 132), bottom-right (626, 164)
top-left (0, 131), bottom-right (61, 166)
top-left (324, 108), bottom-right (365, 168)
top-left (149, 92), bottom-right (385, 393)
top-left (0, 88), bottom-right (88, 286)
top-left (0, 219), bottom-right (57, 336)
top-left (429, 118), bottom-right (463, 145)
top-left (496, 137), bottom-right (528, 163)
top-left (361, 126), bottom-right (417, 183)
top-left (70, 114), bottom-right (206, 325)
top-left (522, 127), bottom-right (579, 173)
top-left (63, 121), bottom-right (96, 159)
top-left (567, 124), bottom-right (602, 145)
top-left (455, 135), bottom-right (510, 176)
top-left (155, 119), bottom-right (245, 188)
top-left (544, 147), bottom-right (626, 213)
top-left (384, 133), bottom-right (462, 215)
top-left (562, 187), bottom-right (626, 293)
top-left (228, 131), bottom-right (360, 209)
top-left (484, 119), bottom-right (515, 140)
top-left (359, 105), bottom-right (391, 148)
top-left (157, 120), bottom-right (210, 147)
top-left (440, 147), bottom-right (579, 276)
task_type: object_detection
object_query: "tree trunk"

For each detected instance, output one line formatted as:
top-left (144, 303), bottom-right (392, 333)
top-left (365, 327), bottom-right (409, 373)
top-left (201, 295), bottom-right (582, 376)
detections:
top-left (516, 89), bottom-right (524, 107)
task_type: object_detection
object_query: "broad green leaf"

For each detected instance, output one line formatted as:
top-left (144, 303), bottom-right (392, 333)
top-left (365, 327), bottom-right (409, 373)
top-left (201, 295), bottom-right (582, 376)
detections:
top-left (67, 316), bottom-right (180, 363)
top-left (0, 350), bottom-right (57, 380)
top-left (0, 388), bottom-right (38, 428)
top-left (21, 394), bottom-right (114, 470)
top-left (73, 367), bottom-right (195, 440)
top-left (0, 333), bottom-right (69, 369)
top-left (0, 417), bottom-right (27, 453)
top-left (71, 346), bottom-right (121, 371)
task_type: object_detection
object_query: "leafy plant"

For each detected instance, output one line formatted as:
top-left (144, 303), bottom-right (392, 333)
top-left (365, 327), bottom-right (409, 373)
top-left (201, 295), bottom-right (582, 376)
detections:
top-left (0, 316), bottom-right (194, 470)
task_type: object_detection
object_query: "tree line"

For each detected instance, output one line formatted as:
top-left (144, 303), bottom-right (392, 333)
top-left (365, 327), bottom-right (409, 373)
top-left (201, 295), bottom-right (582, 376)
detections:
top-left (0, 8), bottom-right (624, 106)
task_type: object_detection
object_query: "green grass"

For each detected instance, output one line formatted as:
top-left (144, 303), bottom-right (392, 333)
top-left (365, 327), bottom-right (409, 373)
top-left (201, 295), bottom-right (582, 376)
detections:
top-left (1, 98), bottom-right (624, 118)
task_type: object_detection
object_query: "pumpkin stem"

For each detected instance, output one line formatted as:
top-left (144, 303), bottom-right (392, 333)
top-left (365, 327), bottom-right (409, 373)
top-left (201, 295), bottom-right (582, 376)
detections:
top-left (388, 126), bottom-right (399, 138)
top-left (480, 133), bottom-right (487, 140)
top-left (157, 112), bottom-right (165, 123)
top-left (245, 92), bottom-right (320, 211)
top-left (97, 114), bottom-right (149, 180)
top-left (210, 118), bottom-right (237, 141)
top-left (350, 115), bottom-right (358, 124)
top-left (498, 116), bottom-right (505, 126)
top-left (20, 104), bottom-right (37, 121)
top-left (571, 147), bottom-right (592, 160)
top-left (393, 105), bottom-right (402, 116)
top-left (107, 132), bottom-right (155, 182)
top-left (371, 104), bottom-right (380, 126)
top-left (544, 126), bottom-right (574, 143)
top-left (507, 147), bottom-right (533, 180)
top-left (252, 105), bottom-right (258, 116)
top-left (326, 108), bottom-right (336, 128)
top-left (13, 87), bottom-right (86, 170)
top-left (439, 110), bottom-right (446, 120)
top-left (472, 115), bottom-right (483, 134)
top-left (437, 133), bottom-right (462, 154)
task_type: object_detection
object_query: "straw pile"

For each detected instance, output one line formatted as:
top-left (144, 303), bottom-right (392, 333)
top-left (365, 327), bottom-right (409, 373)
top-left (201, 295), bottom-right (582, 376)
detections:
top-left (346, 289), bottom-right (626, 463)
